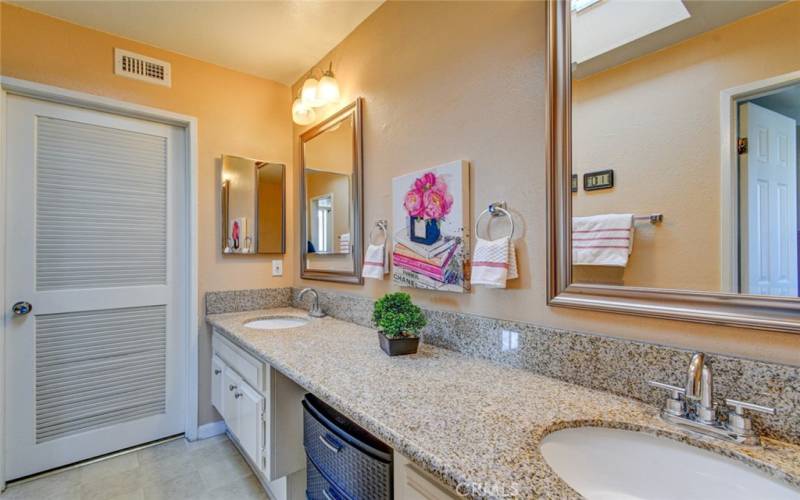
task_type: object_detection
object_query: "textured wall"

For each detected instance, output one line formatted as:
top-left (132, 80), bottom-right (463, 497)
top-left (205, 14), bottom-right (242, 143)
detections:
top-left (572, 2), bottom-right (800, 291)
top-left (291, 1), bottom-right (800, 369)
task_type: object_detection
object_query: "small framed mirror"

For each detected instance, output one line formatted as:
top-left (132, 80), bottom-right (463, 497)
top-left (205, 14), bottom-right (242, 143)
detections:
top-left (300, 98), bottom-right (364, 283)
top-left (220, 155), bottom-right (285, 254)
top-left (546, 0), bottom-right (800, 333)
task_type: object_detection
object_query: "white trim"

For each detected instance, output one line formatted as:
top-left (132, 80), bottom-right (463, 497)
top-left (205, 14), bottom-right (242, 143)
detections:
top-left (197, 420), bottom-right (227, 440)
top-left (0, 80), bottom-right (7, 494)
top-left (0, 77), bottom-right (200, 485)
top-left (719, 70), bottom-right (800, 293)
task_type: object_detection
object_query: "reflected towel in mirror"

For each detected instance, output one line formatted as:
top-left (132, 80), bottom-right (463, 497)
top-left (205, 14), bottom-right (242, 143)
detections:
top-left (572, 214), bottom-right (634, 267)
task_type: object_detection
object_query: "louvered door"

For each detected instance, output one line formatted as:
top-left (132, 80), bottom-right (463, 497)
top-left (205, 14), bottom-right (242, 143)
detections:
top-left (5, 95), bottom-right (187, 479)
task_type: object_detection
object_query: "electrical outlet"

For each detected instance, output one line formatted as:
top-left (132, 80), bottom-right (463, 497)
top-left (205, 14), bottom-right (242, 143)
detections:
top-left (271, 259), bottom-right (283, 277)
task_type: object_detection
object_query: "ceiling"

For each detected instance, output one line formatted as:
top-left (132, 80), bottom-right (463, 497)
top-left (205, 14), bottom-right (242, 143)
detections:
top-left (9, 0), bottom-right (383, 85)
top-left (574, 0), bottom-right (786, 79)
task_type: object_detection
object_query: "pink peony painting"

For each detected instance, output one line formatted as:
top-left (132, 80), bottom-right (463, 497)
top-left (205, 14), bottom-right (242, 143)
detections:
top-left (403, 172), bottom-right (454, 221)
top-left (392, 161), bottom-right (470, 293)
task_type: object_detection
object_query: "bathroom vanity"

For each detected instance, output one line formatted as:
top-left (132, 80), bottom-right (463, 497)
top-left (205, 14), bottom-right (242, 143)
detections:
top-left (211, 330), bottom-right (306, 499)
top-left (207, 306), bottom-right (800, 499)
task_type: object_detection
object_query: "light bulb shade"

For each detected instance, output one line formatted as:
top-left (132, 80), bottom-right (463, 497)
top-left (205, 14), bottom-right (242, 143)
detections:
top-left (301, 78), bottom-right (325, 108)
top-left (318, 74), bottom-right (340, 104)
top-left (292, 98), bottom-right (316, 125)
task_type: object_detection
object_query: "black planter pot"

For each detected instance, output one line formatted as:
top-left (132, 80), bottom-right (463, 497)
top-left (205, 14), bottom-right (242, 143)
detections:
top-left (378, 331), bottom-right (420, 356)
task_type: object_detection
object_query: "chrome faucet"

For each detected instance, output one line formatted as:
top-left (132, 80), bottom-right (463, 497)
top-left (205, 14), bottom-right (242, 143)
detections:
top-left (649, 352), bottom-right (775, 446)
top-left (684, 352), bottom-right (716, 425)
top-left (298, 288), bottom-right (326, 318)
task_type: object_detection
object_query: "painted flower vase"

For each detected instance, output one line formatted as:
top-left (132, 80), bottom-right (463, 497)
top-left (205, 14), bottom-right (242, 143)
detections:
top-left (409, 216), bottom-right (441, 245)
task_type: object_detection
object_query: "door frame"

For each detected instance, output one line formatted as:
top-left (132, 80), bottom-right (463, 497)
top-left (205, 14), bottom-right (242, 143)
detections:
top-left (719, 70), bottom-right (800, 293)
top-left (0, 76), bottom-right (200, 488)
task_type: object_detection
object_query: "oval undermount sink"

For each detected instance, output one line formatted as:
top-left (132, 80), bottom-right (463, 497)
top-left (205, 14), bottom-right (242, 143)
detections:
top-left (540, 427), bottom-right (799, 500)
top-left (243, 316), bottom-right (309, 330)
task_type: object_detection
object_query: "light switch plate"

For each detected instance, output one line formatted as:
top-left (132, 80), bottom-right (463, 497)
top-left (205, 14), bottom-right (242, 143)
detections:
top-left (271, 259), bottom-right (283, 277)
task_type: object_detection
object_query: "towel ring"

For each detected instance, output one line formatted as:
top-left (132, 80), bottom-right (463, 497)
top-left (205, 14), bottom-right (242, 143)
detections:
top-left (475, 202), bottom-right (515, 239)
top-left (369, 220), bottom-right (388, 245)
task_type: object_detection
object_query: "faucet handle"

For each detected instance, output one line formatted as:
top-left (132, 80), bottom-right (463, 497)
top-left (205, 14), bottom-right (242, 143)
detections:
top-left (648, 381), bottom-right (686, 416)
top-left (648, 380), bottom-right (685, 398)
top-left (724, 399), bottom-right (776, 416)
top-left (724, 399), bottom-right (775, 438)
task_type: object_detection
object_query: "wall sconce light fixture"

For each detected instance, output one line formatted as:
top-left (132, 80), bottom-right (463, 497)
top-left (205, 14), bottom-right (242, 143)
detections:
top-left (294, 61), bottom-right (341, 124)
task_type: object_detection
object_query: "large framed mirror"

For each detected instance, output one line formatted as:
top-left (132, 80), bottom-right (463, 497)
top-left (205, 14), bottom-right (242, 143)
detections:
top-left (300, 98), bottom-right (364, 283)
top-left (547, 0), bottom-right (800, 332)
top-left (220, 155), bottom-right (285, 254)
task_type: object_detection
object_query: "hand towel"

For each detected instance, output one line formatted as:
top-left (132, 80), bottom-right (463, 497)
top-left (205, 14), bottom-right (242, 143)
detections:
top-left (362, 243), bottom-right (388, 279)
top-left (471, 236), bottom-right (518, 288)
top-left (572, 213), bottom-right (634, 267)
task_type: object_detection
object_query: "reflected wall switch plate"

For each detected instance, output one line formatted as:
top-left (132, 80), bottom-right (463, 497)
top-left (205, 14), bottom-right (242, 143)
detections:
top-left (272, 260), bottom-right (283, 277)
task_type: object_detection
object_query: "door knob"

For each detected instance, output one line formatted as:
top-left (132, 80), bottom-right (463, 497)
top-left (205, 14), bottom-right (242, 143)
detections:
top-left (12, 301), bottom-right (32, 316)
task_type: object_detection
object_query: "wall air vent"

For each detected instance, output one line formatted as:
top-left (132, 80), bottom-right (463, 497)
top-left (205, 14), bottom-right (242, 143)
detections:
top-left (114, 48), bottom-right (171, 87)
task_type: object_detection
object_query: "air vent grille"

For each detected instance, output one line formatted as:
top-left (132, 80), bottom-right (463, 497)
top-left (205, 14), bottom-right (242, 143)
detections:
top-left (114, 48), bottom-right (171, 87)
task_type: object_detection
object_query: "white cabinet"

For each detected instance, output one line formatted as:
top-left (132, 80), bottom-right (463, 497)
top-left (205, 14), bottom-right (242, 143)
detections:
top-left (222, 368), bottom-right (241, 433)
top-left (236, 381), bottom-right (264, 468)
top-left (394, 453), bottom-right (458, 500)
top-left (211, 355), bottom-right (224, 417)
top-left (211, 330), bottom-right (306, 500)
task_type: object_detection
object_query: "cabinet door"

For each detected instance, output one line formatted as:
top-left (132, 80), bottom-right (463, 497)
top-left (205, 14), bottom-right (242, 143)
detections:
top-left (211, 355), bottom-right (224, 415)
top-left (236, 381), bottom-right (264, 469)
top-left (222, 369), bottom-right (242, 437)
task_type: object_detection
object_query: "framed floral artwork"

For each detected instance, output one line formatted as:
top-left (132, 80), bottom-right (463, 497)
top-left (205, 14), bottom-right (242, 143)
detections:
top-left (391, 160), bottom-right (470, 293)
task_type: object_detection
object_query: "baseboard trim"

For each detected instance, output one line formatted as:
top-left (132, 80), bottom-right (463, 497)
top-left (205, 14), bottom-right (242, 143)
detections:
top-left (197, 420), bottom-right (226, 440)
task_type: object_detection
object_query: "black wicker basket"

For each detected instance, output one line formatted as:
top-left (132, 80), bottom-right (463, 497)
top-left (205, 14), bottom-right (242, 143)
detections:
top-left (303, 394), bottom-right (392, 500)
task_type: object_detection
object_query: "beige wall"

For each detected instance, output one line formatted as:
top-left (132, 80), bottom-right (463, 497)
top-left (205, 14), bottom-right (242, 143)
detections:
top-left (293, 1), bottom-right (800, 367)
top-left (572, 2), bottom-right (800, 291)
top-left (0, 3), bottom-right (294, 425)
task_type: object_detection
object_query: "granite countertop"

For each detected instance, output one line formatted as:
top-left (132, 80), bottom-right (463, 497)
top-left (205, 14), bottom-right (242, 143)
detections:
top-left (206, 308), bottom-right (800, 499)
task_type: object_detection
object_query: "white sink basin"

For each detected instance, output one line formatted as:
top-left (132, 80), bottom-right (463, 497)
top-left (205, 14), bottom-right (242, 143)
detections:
top-left (243, 316), bottom-right (309, 330)
top-left (540, 427), bottom-right (799, 500)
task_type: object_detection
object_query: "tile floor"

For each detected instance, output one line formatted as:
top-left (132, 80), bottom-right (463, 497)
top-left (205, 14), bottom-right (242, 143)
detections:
top-left (0, 434), bottom-right (268, 500)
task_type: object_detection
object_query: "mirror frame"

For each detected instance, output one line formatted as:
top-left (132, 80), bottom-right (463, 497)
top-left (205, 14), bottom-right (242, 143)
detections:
top-left (546, 0), bottom-right (800, 334)
top-left (299, 98), bottom-right (364, 284)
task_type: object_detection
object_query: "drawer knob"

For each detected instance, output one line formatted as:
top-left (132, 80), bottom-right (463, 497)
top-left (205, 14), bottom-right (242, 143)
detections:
top-left (214, 369), bottom-right (222, 375)
top-left (234, 392), bottom-right (243, 399)
top-left (229, 384), bottom-right (237, 391)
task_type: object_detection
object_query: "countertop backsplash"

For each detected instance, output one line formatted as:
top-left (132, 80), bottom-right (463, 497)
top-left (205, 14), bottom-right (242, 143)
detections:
top-left (205, 287), bottom-right (800, 445)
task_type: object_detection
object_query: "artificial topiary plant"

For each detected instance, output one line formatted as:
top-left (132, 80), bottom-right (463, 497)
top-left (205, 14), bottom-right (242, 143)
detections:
top-left (372, 292), bottom-right (427, 338)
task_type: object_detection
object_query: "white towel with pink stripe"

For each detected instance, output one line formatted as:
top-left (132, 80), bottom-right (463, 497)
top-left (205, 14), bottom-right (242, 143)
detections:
top-left (470, 236), bottom-right (518, 288)
top-left (362, 243), bottom-right (389, 279)
top-left (572, 214), bottom-right (634, 267)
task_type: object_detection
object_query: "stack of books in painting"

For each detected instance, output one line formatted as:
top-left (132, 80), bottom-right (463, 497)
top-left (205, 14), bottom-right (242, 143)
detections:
top-left (392, 230), bottom-right (460, 289)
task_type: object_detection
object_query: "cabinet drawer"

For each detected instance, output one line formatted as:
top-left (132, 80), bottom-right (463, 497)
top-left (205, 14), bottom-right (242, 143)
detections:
top-left (212, 329), bottom-right (264, 392)
top-left (402, 464), bottom-right (457, 500)
top-left (394, 454), bottom-right (457, 500)
top-left (306, 456), bottom-right (350, 500)
top-left (303, 395), bottom-right (392, 500)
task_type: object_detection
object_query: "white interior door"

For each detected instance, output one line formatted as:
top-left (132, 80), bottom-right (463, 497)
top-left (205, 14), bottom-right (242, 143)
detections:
top-left (4, 95), bottom-right (187, 479)
top-left (739, 102), bottom-right (798, 296)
